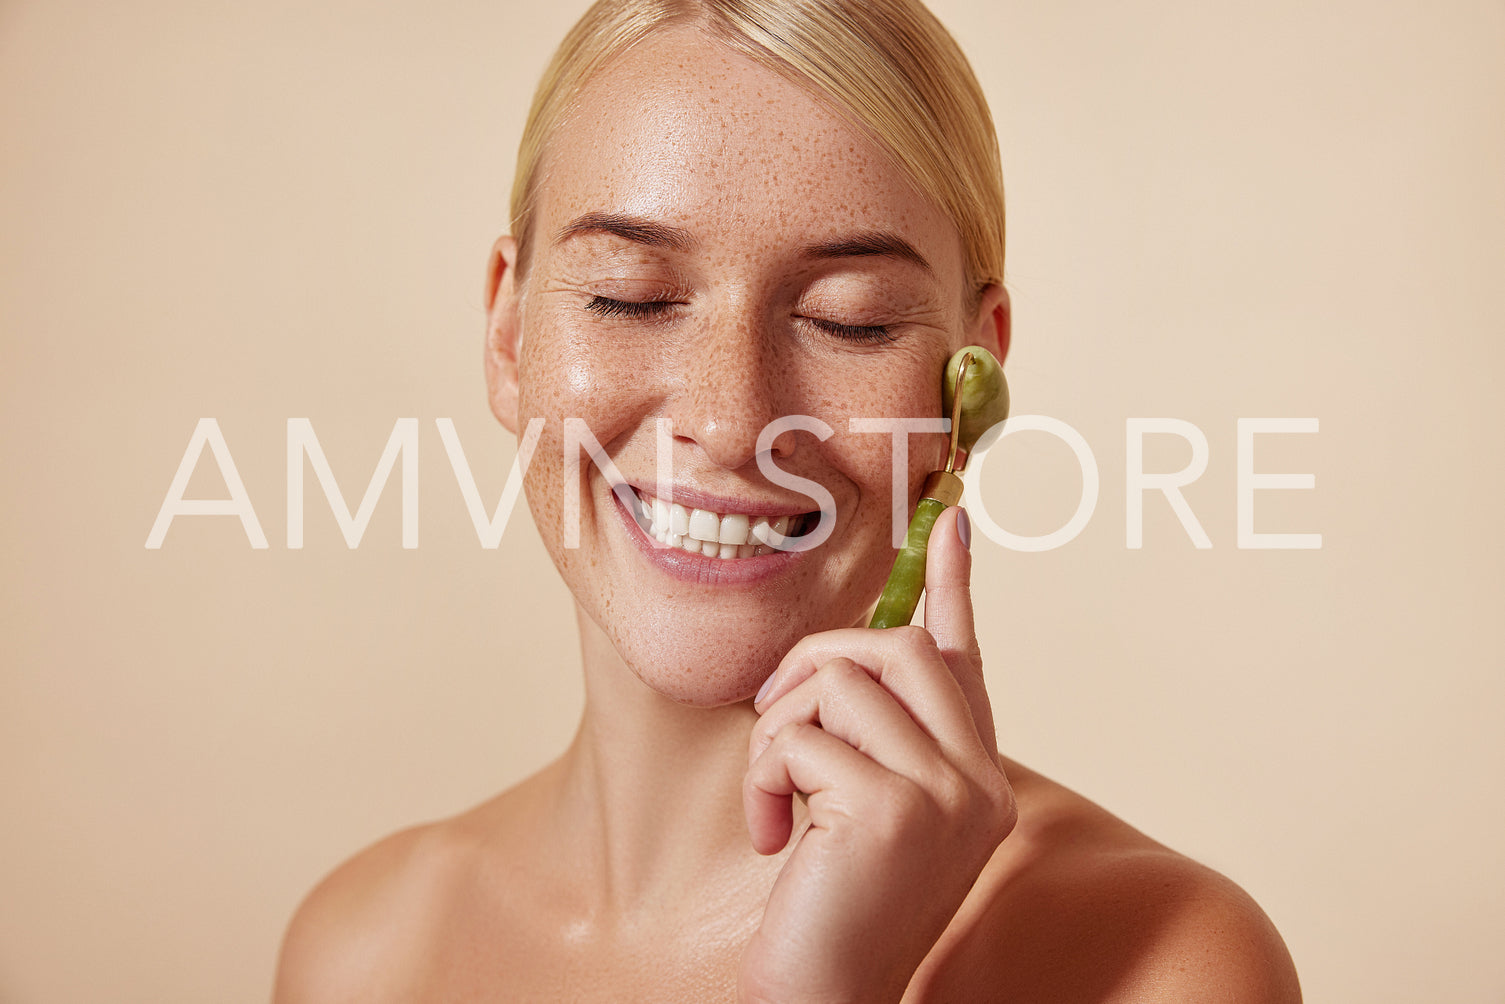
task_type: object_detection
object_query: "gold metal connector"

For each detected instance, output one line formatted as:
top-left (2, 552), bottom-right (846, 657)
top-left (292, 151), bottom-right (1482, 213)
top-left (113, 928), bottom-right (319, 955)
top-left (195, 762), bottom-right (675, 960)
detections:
top-left (945, 351), bottom-right (973, 474)
top-left (920, 470), bottom-right (964, 507)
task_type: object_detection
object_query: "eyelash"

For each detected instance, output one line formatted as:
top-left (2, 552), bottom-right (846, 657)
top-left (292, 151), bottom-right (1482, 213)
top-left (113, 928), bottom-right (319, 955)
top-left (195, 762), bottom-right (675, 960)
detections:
top-left (583, 296), bottom-right (896, 345)
top-left (585, 296), bottom-right (677, 320)
top-left (808, 318), bottom-right (897, 345)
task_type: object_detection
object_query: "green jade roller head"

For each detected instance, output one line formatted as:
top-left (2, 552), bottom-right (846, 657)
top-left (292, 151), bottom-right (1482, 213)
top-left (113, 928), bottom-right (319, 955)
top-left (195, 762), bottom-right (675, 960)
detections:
top-left (869, 346), bottom-right (1009, 629)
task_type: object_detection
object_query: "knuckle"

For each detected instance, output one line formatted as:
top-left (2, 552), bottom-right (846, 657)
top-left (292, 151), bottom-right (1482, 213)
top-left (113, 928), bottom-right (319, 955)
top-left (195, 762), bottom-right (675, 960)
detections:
top-left (890, 624), bottom-right (935, 654)
top-left (771, 720), bottom-right (817, 752)
top-left (816, 656), bottom-right (867, 689)
top-left (995, 794), bottom-right (1020, 840)
top-left (747, 717), bottom-right (776, 759)
top-left (931, 768), bottom-right (973, 814)
top-left (976, 772), bottom-right (1018, 840)
top-left (930, 765), bottom-right (1016, 839)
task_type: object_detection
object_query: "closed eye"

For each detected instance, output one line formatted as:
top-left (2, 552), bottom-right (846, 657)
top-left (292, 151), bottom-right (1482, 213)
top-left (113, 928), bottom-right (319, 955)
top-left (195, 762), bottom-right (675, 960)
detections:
top-left (586, 297), bottom-right (896, 344)
top-left (805, 317), bottom-right (897, 345)
top-left (584, 296), bottom-right (678, 320)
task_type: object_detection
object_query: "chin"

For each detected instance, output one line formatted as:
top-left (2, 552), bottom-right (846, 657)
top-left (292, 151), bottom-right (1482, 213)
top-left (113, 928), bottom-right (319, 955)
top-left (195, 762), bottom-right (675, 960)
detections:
top-left (639, 672), bottom-right (761, 709)
top-left (599, 600), bottom-right (840, 708)
top-left (612, 626), bottom-right (784, 708)
top-left (635, 612), bottom-right (889, 709)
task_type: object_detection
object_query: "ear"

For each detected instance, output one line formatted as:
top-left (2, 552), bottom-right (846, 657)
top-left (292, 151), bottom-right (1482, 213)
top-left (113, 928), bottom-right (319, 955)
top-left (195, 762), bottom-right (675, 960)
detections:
top-left (970, 283), bottom-right (1011, 365)
top-left (483, 235), bottom-right (523, 434)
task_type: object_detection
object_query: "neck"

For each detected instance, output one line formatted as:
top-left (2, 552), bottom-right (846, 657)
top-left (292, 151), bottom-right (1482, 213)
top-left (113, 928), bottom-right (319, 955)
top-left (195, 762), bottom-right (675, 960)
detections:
top-left (553, 605), bottom-right (788, 922)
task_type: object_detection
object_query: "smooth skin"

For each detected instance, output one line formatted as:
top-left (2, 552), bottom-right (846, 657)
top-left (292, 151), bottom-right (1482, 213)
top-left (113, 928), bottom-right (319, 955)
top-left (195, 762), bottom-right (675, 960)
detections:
top-left (275, 27), bottom-right (1299, 1003)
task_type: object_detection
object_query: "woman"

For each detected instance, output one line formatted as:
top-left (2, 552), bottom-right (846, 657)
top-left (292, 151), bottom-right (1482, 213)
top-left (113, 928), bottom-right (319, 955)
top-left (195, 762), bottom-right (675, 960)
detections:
top-left (276, 1), bottom-right (1301, 999)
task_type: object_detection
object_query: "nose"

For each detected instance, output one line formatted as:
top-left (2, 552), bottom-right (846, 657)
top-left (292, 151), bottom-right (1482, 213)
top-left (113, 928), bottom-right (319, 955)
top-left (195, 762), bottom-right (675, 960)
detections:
top-left (667, 304), bottom-right (793, 471)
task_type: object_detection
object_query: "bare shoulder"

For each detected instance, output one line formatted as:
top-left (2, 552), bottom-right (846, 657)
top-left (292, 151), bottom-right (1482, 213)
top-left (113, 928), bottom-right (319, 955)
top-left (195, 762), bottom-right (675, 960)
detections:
top-left (911, 760), bottom-right (1302, 1003)
top-left (271, 799), bottom-right (507, 1004)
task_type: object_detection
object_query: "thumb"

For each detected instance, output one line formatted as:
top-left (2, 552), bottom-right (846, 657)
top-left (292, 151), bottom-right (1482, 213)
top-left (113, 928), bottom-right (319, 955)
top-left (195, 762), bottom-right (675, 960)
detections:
top-left (923, 506), bottom-right (998, 753)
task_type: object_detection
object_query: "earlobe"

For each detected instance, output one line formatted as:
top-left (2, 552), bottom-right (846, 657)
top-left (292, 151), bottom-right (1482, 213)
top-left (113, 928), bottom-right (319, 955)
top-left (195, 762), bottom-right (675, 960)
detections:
top-left (484, 236), bottom-right (523, 434)
top-left (972, 283), bottom-right (1011, 365)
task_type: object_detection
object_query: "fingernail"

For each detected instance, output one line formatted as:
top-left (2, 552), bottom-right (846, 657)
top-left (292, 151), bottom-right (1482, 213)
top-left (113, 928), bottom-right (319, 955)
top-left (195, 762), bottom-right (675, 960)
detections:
top-left (956, 507), bottom-right (972, 550)
top-left (754, 672), bottom-right (776, 705)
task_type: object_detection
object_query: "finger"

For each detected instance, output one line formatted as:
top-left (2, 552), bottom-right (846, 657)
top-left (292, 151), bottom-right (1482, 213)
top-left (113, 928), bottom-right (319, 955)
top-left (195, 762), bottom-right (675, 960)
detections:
top-left (923, 506), bottom-right (998, 755)
top-left (922, 506), bottom-right (977, 664)
top-left (757, 627), bottom-right (978, 757)
top-left (743, 720), bottom-right (891, 855)
top-left (749, 657), bottom-right (939, 779)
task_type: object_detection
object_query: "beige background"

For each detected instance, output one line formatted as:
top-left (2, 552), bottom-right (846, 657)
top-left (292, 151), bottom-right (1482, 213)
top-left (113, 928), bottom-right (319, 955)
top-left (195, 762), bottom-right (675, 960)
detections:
top-left (2, 0), bottom-right (1501, 1001)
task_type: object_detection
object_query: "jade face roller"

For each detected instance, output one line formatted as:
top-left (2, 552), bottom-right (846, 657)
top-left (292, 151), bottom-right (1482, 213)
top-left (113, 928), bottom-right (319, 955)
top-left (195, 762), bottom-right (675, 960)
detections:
top-left (868, 346), bottom-right (1009, 629)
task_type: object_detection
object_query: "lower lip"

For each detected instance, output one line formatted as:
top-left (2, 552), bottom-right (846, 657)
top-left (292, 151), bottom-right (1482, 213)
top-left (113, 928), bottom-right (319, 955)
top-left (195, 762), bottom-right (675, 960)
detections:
top-left (611, 491), bottom-right (806, 586)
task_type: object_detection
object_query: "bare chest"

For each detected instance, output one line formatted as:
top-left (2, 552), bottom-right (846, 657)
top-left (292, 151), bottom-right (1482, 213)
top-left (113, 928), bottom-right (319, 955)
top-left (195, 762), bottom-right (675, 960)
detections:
top-left (400, 893), bottom-right (754, 1002)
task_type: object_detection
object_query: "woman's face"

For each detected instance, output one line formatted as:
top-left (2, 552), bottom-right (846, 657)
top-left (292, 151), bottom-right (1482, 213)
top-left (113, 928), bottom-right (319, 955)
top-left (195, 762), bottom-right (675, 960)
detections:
top-left (488, 27), bottom-right (1004, 706)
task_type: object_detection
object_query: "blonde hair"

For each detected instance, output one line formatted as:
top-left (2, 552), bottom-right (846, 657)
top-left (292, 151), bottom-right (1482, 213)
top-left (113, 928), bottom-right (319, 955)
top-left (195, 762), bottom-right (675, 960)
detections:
top-left (511, 0), bottom-right (1005, 298)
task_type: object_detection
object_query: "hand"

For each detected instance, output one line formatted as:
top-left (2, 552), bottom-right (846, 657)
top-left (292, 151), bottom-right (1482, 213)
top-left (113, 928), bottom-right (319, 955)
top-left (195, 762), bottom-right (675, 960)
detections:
top-left (738, 507), bottom-right (1017, 1004)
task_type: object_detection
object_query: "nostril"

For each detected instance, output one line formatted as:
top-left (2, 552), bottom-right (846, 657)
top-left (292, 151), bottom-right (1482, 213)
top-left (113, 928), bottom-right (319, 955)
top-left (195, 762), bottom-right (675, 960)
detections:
top-left (671, 408), bottom-right (784, 471)
top-left (759, 423), bottom-right (799, 459)
top-left (667, 343), bottom-right (791, 468)
top-left (755, 414), bottom-right (832, 463)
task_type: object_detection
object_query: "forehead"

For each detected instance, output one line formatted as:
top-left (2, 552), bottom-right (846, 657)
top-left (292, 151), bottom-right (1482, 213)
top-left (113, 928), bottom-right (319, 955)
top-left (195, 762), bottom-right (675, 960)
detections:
top-left (532, 27), bottom-right (963, 274)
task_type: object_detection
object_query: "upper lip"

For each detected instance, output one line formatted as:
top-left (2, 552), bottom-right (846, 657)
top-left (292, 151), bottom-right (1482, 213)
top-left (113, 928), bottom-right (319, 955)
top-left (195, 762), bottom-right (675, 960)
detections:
top-left (621, 480), bottom-right (820, 517)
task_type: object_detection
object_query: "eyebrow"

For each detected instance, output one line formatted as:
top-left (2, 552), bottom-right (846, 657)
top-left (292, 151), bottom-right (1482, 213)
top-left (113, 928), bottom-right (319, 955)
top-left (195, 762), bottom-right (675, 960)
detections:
top-left (553, 213), bottom-right (932, 273)
top-left (554, 212), bottom-right (696, 252)
top-left (799, 231), bottom-right (933, 273)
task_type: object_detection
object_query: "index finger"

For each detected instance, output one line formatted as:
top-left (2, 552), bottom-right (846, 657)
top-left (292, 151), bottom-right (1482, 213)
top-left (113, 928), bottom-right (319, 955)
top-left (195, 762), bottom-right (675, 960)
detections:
top-left (922, 506), bottom-right (997, 754)
top-left (923, 506), bottom-right (980, 668)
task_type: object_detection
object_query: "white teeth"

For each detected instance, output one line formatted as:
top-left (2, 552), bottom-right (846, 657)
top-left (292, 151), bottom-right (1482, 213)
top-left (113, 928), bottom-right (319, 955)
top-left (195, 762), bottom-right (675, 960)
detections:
top-left (688, 508), bottom-right (720, 543)
top-left (719, 513), bottom-right (750, 545)
top-left (751, 514), bottom-right (796, 547)
top-left (631, 487), bottom-right (806, 560)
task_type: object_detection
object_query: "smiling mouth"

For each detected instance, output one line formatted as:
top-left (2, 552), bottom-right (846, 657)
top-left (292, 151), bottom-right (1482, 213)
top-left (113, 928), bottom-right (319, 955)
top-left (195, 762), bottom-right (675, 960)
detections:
top-left (626, 487), bottom-right (819, 559)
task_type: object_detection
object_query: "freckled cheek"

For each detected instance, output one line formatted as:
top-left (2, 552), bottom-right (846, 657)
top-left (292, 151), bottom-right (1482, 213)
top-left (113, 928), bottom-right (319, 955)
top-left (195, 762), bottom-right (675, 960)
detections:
top-left (834, 385), bottom-right (951, 500)
top-left (564, 358), bottom-right (593, 397)
top-left (515, 327), bottom-right (661, 536)
top-left (830, 435), bottom-right (904, 511)
top-left (518, 326), bottom-right (656, 435)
